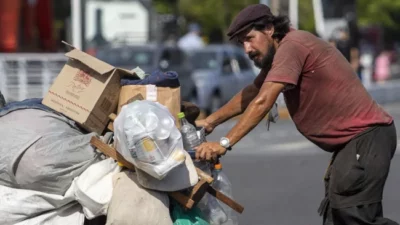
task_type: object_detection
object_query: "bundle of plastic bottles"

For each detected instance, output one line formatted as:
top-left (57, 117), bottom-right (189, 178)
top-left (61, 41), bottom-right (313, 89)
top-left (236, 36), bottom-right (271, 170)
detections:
top-left (176, 112), bottom-right (238, 225)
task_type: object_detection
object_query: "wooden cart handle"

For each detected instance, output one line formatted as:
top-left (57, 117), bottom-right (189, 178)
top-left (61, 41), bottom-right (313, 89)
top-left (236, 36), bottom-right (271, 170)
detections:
top-left (90, 136), bottom-right (243, 213)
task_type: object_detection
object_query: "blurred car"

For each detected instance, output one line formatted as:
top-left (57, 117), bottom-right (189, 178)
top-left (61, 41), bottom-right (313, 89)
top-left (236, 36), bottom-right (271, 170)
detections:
top-left (189, 44), bottom-right (257, 114)
top-left (95, 44), bottom-right (196, 102)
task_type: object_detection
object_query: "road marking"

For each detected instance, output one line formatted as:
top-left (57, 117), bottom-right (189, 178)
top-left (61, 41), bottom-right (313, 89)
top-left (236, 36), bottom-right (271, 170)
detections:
top-left (231, 140), bottom-right (319, 155)
top-left (231, 139), bottom-right (400, 155)
top-left (397, 140), bottom-right (400, 154)
top-left (268, 140), bottom-right (316, 151)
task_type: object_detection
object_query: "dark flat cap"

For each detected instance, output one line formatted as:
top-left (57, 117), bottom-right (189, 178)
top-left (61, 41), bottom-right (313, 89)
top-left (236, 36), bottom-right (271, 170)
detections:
top-left (227, 4), bottom-right (273, 40)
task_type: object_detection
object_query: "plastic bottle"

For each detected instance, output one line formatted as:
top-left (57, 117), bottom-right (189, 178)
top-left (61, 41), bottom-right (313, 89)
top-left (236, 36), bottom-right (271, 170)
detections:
top-left (212, 163), bottom-right (239, 225)
top-left (132, 135), bottom-right (164, 164)
top-left (178, 112), bottom-right (202, 151)
top-left (124, 111), bottom-right (164, 164)
top-left (208, 193), bottom-right (228, 225)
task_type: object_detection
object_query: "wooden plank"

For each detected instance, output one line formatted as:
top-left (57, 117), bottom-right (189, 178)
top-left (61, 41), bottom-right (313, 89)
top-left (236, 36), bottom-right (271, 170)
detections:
top-left (195, 168), bottom-right (213, 183)
top-left (107, 121), bottom-right (114, 132)
top-left (169, 192), bottom-right (195, 209)
top-left (107, 114), bottom-right (116, 132)
top-left (90, 136), bottom-right (199, 209)
top-left (90, 136), bottom-right (244, 212)
top-left (188, 179), bottom-right (209, 204)
top-left (109, 113), bottom-right (117, 121)
top-left (207, 186), bottom-right (244, 214)
top-left (92, 137), bottom-right (213, 184)
top-left (90, 136), bottom-right (136, 171)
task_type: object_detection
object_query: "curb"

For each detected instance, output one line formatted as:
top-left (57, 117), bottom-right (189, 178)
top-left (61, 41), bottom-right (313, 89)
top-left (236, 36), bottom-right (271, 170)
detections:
top-left (278, 107), bottom-right (291, 120)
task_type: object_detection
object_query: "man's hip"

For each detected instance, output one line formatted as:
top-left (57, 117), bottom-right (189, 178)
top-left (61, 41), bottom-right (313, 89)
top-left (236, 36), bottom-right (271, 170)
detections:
top-left (322, 123), bottom-right (396, 208)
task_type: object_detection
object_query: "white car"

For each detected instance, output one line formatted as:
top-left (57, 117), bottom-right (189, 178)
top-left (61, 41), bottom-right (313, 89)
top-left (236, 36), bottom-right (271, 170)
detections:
top-left (189, 44), bottom-right (257, 114)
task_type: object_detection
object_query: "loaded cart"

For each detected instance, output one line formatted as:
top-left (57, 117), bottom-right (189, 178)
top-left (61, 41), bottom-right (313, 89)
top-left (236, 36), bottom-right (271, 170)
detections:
top-left (0, 42), bottom-right (243, 225)
top-left (91, 112), bottom-right (244, 214)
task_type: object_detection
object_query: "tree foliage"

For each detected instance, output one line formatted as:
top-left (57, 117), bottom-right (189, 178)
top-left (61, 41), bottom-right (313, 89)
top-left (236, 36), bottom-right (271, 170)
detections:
top-left (357, 0), bottom-right (400, 29)
top-left (153, 0), bottom-right (400, 42)
top-left (153, 0), bottom-right (261, 42)
top-left (298, 0), bottom-right (316, 33)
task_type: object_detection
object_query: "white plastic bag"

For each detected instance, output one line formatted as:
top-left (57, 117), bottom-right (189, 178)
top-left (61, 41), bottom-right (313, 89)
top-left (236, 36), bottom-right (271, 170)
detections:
top-left (0, 109), bottom-right (101, 196)
top-left (72, 158), bottom-right (121, 219)
top-left (0, 182), bottom-right (83, 225)
top-left (114, 100), bottom-right (186, 180)
top-left (135, 150), bottom-right (198, 192)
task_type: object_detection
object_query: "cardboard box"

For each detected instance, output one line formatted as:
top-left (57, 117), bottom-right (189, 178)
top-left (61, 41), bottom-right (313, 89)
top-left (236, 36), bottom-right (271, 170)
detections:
top-left (42, 45), bottom-right (136, 134)
top-left (118, 85), bottom-right (181, 127)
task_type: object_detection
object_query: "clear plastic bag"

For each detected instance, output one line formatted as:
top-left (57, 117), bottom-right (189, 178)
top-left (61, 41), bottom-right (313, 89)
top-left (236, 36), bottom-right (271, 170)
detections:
top-left (114, 100), bottom-right (186, 180)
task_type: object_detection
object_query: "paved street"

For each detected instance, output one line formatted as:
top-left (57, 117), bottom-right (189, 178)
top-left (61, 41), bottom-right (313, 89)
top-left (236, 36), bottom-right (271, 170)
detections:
top-left (207, 103), bottom-right (400, 225)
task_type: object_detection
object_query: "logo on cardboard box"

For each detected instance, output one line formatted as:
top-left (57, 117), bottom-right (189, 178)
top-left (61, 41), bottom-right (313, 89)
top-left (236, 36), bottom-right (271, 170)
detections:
top-left (67, 70), bottom-right (92, 94)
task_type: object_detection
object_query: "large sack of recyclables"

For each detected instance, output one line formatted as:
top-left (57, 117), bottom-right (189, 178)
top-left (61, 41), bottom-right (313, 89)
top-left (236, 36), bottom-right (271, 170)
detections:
top-left (0, 44), bottom-right (202, 224)
top-left (0, 99), bottom-right (103, 224)
top-left (0, 99), bottom-right (185, 225)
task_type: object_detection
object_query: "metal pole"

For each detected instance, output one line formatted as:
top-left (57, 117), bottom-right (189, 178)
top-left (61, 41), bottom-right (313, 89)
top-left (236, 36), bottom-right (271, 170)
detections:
top-left (312, 0), bottom-right (325, 38)
top-left (289, 0), bottom-right (298, 29)
top-left (260, 0), bottom-right (270, 5)
top-left (71, 0), bottom-right (82, 49)
top-left (19, 60), bottom-right (27, 100)
top-left (0, 60), bottom-right (7, 102)
top-left (260, 0), bottom-right (280, 16)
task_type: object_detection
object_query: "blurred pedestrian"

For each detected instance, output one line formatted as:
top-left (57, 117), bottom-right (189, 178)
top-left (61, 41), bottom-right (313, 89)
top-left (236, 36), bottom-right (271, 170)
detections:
top-left (331, 28), bottom-right (352, 61)
top-left (375, 48), bottom-right (396, 83)
top-left (194, 4), bottom-right (397, 225)
top-left (330, 27), bottom-right (361, 79)
top-left (177, 23), bottom-right (205, 51)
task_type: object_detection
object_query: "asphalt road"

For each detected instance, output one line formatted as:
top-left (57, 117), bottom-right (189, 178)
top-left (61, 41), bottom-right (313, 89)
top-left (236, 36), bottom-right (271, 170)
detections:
top-left (207, 103), bottom-right (400, 225)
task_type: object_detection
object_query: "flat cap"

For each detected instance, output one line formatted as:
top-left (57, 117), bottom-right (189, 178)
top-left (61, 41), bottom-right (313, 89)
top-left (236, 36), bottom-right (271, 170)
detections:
top-left (227, 4), bottom-right (273, 40)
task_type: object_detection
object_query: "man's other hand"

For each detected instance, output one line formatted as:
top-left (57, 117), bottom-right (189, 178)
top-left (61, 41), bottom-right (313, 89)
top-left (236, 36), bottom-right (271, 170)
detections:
top-left (195, 119), bottom-right (215, 135)
top-left (195, 142), bottom-right (227, 161)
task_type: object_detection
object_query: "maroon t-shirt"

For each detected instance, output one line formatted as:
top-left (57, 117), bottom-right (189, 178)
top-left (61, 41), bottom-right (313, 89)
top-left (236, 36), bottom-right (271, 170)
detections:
top-left (254, 30), bottom-right (393, 152)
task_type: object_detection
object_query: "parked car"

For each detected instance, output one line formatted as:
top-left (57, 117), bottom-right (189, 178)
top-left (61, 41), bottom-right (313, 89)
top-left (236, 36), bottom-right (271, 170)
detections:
top-left (188, 44), bottom-right (257, 114)
top-left (95, 44), bottom-right (196, 102)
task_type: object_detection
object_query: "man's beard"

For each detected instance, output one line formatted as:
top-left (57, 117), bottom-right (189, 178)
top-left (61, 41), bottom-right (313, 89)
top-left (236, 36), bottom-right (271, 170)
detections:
top-left (249, 43), bottom-right (276, 69)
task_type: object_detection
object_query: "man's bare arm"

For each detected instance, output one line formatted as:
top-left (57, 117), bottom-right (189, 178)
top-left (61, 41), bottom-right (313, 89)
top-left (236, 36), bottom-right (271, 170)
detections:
top-left (225, 82), bottom-right (285, 147)
top-left (205, 83), bottom-right (260, 127)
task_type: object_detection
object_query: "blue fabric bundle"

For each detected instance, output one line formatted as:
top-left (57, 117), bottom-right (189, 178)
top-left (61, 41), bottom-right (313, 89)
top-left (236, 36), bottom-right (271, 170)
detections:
top-left (121, 70), bottom-right (180, 88)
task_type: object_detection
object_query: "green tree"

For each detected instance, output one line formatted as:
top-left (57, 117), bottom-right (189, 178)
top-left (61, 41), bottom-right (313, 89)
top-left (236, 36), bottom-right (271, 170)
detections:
top-left (154, 0), bottom-right (261, 42)
top-left (357, 0), bottom-right (400, 29)
top-left (153, 0), bottom-right (177, 14)
top-left (298, 0), bottom-right (316, 33)
top-left (154, 0), bottom-right (400, 42)
top-left (357, 0), bottom-right (400, 44)
top-left (178, 0), bottom-right (261, 42)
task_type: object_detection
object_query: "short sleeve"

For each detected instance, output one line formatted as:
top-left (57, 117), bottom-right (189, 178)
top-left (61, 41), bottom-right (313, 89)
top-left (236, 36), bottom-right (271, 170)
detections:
top-left (253, 68), bottom-right (268, 89)
top-left (264, 40), bottom-right (310, 86)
